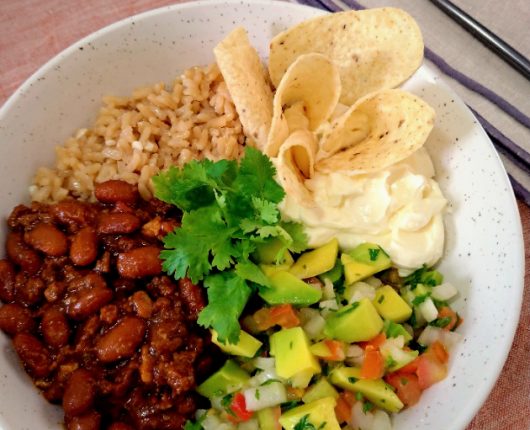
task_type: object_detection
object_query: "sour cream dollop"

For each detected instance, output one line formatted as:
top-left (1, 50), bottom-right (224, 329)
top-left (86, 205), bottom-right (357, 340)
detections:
top-left (279, 148), bottom-right (447, 273)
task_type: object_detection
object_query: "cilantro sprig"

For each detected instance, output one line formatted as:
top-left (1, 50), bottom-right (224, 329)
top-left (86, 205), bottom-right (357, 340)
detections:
top-left (153, 147), bottom-right (307, 344)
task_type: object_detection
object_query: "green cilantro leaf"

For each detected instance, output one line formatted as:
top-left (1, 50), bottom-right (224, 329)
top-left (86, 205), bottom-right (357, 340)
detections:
top-left (197, 272), bottom-right (252, 344)
top-left (235, 261), bottom-right (271, 287)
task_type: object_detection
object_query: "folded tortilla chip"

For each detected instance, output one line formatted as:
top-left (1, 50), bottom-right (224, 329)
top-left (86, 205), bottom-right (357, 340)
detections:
top-left (214, 27), bottom-right (273, 150)
top-left (275, 129), bottom-right (318, 206)
top-left (269, 8), bottom-right (423, 105)
top-left (316, 89), bottom-right (435, 173)
top-left (265, 53), bottom-right (341, 157)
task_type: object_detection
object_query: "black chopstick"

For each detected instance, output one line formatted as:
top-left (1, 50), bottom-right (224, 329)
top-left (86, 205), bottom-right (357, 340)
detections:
top-left (429, 0), bottom-right (530, 81)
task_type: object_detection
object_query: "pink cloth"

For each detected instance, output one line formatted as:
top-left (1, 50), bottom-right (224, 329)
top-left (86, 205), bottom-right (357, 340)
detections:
top-left (0, 1), bottom-right (529, 429)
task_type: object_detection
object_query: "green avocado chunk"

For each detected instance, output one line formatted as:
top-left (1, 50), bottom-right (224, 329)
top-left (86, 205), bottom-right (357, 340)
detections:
top-left (329, 367), bottom-right (404, 413)
top-left (196, 360), bottom-right (250, 399)
top-left (259, 271), bottom-right (322, 306)
top-left (324, 298), bottom-right (383, 343)
top-left (211, 329), bottom-right (262, 358)
top-left (257, 407), bottom-right (281, 430)
top-left (302, 378), bottom-right (339, 404)
top-left (341, 243), bottom-right (391, 285)
top-left (289, 238), bottom-right (339, 279)
top-left (254, 238), bottom-right (294, 265)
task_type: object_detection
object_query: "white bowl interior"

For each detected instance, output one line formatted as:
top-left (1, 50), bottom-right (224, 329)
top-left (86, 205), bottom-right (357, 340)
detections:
top-left (0, 1), bottom-right (524, 429)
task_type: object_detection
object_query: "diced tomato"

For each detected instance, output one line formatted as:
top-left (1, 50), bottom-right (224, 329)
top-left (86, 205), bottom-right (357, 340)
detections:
top-left (227, 392), bottom-right (253, 423)
top-left (385, 372), bottom-right (422, 407)
top-left (335, 392), bottom-right (354, 423)
top-left (253, 304), bottom-right (300, 331)
top-left (437, 306), bottom-right (459, 331)
top-left (429, 341), bottom-right (449, 364)
top-left (322, 340), bottom-right (346, 361)
top-left (416, 350), bottom-right (448, 390)
top-left (359, 332), bottom-right (387, 350)
top-left (360, 345), bottom-right (385, 379)
top-left (398, 356), bottom-right (419, 374)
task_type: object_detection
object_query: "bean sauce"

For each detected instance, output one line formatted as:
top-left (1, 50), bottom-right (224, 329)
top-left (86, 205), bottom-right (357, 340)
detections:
top-left (0, 181), bottom-right (219, 430)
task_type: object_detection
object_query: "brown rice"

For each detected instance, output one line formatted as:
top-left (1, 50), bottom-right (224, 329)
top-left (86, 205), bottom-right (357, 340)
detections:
top-left (30, 63), bottom-right (246, 203)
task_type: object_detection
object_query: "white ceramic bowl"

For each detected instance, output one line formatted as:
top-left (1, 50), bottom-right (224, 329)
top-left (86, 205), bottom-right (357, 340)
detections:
top-left (0, 1), bottom-right (524, 429)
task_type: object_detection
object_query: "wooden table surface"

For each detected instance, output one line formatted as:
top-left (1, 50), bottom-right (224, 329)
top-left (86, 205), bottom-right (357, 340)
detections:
top-left (0, 1), bottom-right (528, 429)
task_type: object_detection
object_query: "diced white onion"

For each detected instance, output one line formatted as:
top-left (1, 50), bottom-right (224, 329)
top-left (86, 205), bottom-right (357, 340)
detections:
top-left (431, 282), bottom-right (458, 301)
top-left (253, 357), bottom-right (275, 371)
top-left (319, 299), bottom-right (339, 312)
top-left (418, 325), bottom-right (462, 351)
top-left (345, 344), bottom-right (365, 366)
top-left (372, 410), bottom-right (392, 430)
top-left (347, 282), bottom-right (376, 303)
top-left (303, 314), bottom-right (326, 340)
top-left (298, 307), bottom-right (320, 324)
top-left (350, 402), bottom-right (374, 430)
top-left (419, 297), bottom-right (438, 322)
top-left (365, 276), bottom-right (383, 288)
top-left (238, 418), bottom-right (259, 430)
top-left (202, 412), bottom-right (236, 430)
top-left (248, 368), bottom-right (282, 387)
top-left (243, 382), bottom-right (287, 411)
top-left (322, 278), bottom-right (336, 300)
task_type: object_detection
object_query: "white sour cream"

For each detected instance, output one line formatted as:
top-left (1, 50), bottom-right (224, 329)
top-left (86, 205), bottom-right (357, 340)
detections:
top-left (279, 148), bottom-right (447, 273)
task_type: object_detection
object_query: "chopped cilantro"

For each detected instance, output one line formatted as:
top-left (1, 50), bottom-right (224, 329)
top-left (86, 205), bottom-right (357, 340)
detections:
top-left (153, 147), bottom-right (308, 343)
top-left (355, 392), bottom-right (364, 401)
top-left (348, 376), bottom-right (359, 384)
top-left (412, 294), bottom-right (428, 306)
top-left (261, 379), bottom-right (282, 386)
top-left (294, 414), bottom-right (326, 430)
top-left (368, 248), bottom-right (380, 261)
top-left (429, 316), bottom-right (452, 328)
top-left (281, 400), bottom-right (301, 412)
top-left (404, 266), bottom-right (443, 288)
top-left (184, 416), bottom-right (204, 430)
top-left (400, 377), bottom-right (409, 386)
top-left (255, 389), bottom-right (261, 400)
top-left (378, 294), bottom-right (385, 304)
top-left (362, 401), bottom-right (375, 413)
top-left (385, 355), bottom-right (398, 369)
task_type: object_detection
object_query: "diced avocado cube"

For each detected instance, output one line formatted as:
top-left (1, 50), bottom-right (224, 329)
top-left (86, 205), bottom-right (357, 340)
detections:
top-left (260, 263), bottom-right (293, 278)
top-left (260, 271), bottom-right (322, 306)
top-left (318, 258), bottom-right (343, 284)
top-left (196, 360), bottom-right (250, 399)
top-left (324, 298), bottom-right (383, 343)
top-left (373, 285), bottom-right (413, 323)
top-left (302, 378), bottom-right (339, 404)
top-left (257, 407), bottom-right (282, 430)
top-left (290, 368), bottom-right (315, 389)
top-left (254, 239), bottom-right (295, 265)
top-left (341, 243), bottom-right (392, 285)
top-left (329, 367), bottom-right (404, 413)
top-left (383, 320), bottom-right (412, 343)
top-left (289, 239), bottom-right (339, 279)
top-left (270, 327), bottom-right (321, 380)
top-left (279, 397), bottom-right (341, 430)
top-left (211, 329), bottom-right (262, 358)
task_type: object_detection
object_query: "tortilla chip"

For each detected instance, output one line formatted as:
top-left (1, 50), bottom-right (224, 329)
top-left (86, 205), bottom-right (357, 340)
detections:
top-left (269, 8), bottom-right (423, 105)
top-left (275, 130), bottom-right (318, 206)
top-left (214, 27), bottom-right (273, 150)
top-left (316, 89), bottom-right (435, 173)
top-left (265, 53), bottom-right (341, 157)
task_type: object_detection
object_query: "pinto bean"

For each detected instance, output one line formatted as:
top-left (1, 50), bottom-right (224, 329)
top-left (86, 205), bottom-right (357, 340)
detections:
top-left (66, 286), bottom-right (113, 321)
top-left (0, 259), bottom-right (16, 302)
top-left (18, 277), bottom-right (45, 305)
top-left (6, 232), bottom-right (42, 274)
top-left (108, 423), bottom-right (134, 430)
top-left (13, 332), bottom-right (52, 378)
top-left (97, 213), bottom-right (140, 234)
top-left (0, 303), bottom-right (35, 336)
top-left (96, 316), bottom-right (146, 363)
top-left (70, 227), bottom-right (98, 266)
top-left (130, 291), bottom-right (153, 319)
top-left (178, 278), bottom-right (205, 319)
top-left (94, 180), bottom-right (138, 205)
top-left (117, 246), bottom-right (162, 279)
top-left (41, 307), bottom-right (70, 348)
top-left (24, 223), bottom-right (68, 256)
top-left (51, 200), bottom-right (94, 228)
top-left (63, 369), bottom-right (96, 417)
top-left (66, 410), bottom-right (101, 430)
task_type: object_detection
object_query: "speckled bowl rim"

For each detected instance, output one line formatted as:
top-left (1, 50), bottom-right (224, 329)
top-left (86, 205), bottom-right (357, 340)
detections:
top-left (0, 1), bottom-right (525, 429)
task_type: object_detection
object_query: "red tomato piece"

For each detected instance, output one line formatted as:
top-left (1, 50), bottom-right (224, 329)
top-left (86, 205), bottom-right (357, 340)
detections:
top-left (416, 352), bottom-right (448, 390)
top-left (322, 339), bottom-right (346, 361)
top-left (360, 345), bottom-right (385, 379)
top-left (437, 306), bottom-right (459, 331)
top-left (385, 373), bottom-right (423, 407)
top-left (359, 332), bottom-right (387, 350)
top-left (227, 392), bottom-right (254, 423)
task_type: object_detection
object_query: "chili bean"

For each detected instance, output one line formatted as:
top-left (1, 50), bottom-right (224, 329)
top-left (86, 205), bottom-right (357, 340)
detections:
top-left (51, 200), bottom-right (94, 228)
top-left (117, 246), bottom-right (162, 279)
top-left (0, 303), bottom-right (35, 336)
top-left (6, 232), bottom-right (42, 274)
top-left (24, 223), bottom-right (68, 257)
top-left (41, 307), bottom-right (70, 348)
top-left (70, 227), bottom-right (98, 266)
top-left (95, 180), bottom-right (138, 205)
top-left (0, 259), bottom-right (16, 302)
top-left (63, 369), bottom-right (96, 417)
top-left (96, 316), bottom-right (146, 363)
top-left (13, 333), bottom-right (52, 378)
top-left (44, 281), bottom-right (67, 303)
top-left (178, 278), bottom-right (205, 319)
top-left (97, 213), bottom-right (140, 234)
top-left (130, 291), bottom-right (153, 319)
top-left (66, 410), bottom-right (101, 430)
top-left (18, 276), bottom-right (45, 305)
top-left (66, 286), bottom-right (113, 321)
